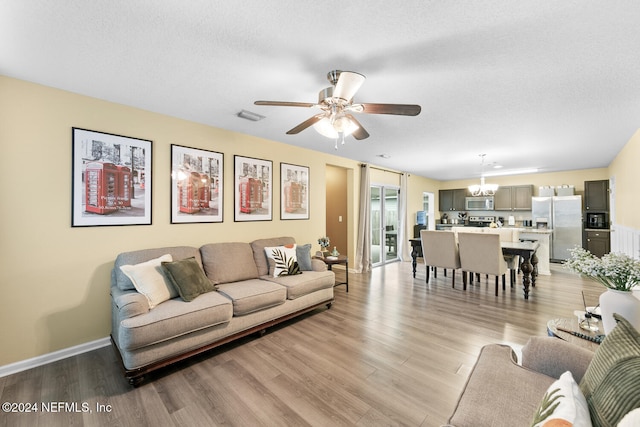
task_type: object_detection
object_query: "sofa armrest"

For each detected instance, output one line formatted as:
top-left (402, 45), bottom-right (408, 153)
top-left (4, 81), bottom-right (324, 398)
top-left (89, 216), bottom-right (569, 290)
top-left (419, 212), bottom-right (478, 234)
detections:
top-left (311, 258), bottom-right (328, 272)
top-left (111, 287), bottom-right (149, 319)
top-left (521, 336), bottom-right (594, 382)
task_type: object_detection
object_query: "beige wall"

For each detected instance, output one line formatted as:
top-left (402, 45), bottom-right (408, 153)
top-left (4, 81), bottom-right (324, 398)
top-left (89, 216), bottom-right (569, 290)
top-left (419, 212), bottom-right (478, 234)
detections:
top-left (609, 129), bottom-right (640, 229)
top-left (0, 76), bottom-right (359, 366)
top-left (1, 74), bottom-right (637, 367)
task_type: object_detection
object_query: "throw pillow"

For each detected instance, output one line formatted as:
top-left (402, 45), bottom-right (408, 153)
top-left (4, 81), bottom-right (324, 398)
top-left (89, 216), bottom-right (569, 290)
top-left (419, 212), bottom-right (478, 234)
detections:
top-left (161, 257), bottom-right (218, 302)
top-left (579, 313), bottom-right (640, 427)
top-left (531, 371), bottom-right (592, 427)
top-left (618, 408), bottom-right (640, 427)
top-left (264, 244), bottom-right (301, 277)
top-left (119, 254), bottom-right (176, 309)
top-left (296, 243), bottom-right (313, 271)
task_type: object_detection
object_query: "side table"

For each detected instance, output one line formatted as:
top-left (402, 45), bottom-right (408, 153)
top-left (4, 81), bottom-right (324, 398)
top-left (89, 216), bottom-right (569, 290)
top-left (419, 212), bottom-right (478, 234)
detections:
top-left (547, 317), bottom-right (602, 351)
top-left (316, 255), bottom-right (349, 292)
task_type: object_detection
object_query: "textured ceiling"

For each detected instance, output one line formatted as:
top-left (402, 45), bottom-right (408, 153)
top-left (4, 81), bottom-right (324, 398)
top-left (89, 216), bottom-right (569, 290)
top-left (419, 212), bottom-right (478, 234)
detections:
top-left (2, 1), bottom-right (639, 181)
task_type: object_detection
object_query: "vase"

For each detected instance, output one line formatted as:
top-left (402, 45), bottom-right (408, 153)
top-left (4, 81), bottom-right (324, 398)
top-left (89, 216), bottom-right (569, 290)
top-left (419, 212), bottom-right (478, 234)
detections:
top-left (599, 289), bottom-right (640, 334)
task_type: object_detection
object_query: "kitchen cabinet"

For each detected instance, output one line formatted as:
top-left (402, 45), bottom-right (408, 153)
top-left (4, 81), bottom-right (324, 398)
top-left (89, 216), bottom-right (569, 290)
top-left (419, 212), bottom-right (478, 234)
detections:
top-left (584, 180), bottom-right (609, 211)
top-left (494, 185), bottom-right (533, 211)
top-left (439, 188), bottom-right (467, 211)
top-left (585, 230), bottom-right (610, 257)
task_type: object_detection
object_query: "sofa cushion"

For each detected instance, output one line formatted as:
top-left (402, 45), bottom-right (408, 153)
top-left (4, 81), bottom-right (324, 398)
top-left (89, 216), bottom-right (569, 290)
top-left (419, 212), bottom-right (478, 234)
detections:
top-left (118, 290), bottom-right (233, 351)
top-left (114, 246), bottom-right (201, 291)
top-left (531, 371), bottom-right (592, 427)
top-left (250, 237), bottom-right (296, 276)
top-left (119, 254), bottom-right (177, 309)
top-left (200, 242), bottom-right (259, 284)
top-left (263, 270), bottom-right (335, 299)
top-left (264, 244), bottom-right (301, 277)
top-left (579, 314), bottom-right (640, 427)
top-left (216, 279), bottom-right (286, 316)
top-left (162, 257), bottom-right (218, 302)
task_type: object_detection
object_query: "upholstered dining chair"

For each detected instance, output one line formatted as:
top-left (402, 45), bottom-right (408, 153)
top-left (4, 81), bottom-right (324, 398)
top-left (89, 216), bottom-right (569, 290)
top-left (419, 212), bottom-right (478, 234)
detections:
top-left (457, 232), bottom-right (508, 296)
top-left (420, 230), bottom-right (462, 288)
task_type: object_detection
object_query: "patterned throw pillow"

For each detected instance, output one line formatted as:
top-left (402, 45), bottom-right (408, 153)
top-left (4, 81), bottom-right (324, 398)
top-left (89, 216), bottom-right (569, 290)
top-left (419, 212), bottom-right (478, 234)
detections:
top-left (264, 244), bottom-right (301, 277)
top-left (579, 313), bottom-right (640, 427)
top-left (531, 371), bottom-right (592, 427)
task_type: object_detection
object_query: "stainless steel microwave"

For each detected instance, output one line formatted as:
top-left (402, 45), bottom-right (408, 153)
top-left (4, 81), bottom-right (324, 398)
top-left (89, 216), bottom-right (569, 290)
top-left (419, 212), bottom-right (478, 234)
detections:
top-left (465, 196), bottom-right (494, 211)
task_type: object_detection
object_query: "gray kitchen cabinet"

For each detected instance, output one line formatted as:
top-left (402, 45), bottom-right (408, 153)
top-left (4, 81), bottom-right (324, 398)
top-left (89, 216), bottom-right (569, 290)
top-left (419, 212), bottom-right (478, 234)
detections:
top-left (584, 180), bottom-right (609, 211)
top-left (585, 230), bottom-right (610, 257)
top-left (439, 188), bottom-right (467, 211)
top-left (494, 185), bottom-right (533, 211)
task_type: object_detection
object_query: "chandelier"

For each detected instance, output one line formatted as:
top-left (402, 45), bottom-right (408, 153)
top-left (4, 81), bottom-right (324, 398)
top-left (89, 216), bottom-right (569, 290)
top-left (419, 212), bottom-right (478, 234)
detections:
top-left (468, 154), bottom-right (499, 196)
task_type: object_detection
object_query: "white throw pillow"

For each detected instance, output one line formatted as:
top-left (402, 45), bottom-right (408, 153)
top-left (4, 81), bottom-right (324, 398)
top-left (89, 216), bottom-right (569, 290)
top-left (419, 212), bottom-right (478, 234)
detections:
top-left (618, 408), bottom-right (640, 427)
top-left (119, 254), bottom-right (177, 309)
top-left (264, 244), bottom-right (298, 277)
top-left (532, 371), bottom-right (592, 427)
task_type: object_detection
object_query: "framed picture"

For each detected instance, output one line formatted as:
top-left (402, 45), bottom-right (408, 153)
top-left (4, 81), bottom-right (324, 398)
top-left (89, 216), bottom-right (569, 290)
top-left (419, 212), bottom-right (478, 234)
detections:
top-left (280, 163), bottom-right (309, 220)
top-left (234, 155), bottom-right (272, 221)
top-left (72, 127), bottom-right (152, 227)
top-left (170, 144), bottom-right (223, 223)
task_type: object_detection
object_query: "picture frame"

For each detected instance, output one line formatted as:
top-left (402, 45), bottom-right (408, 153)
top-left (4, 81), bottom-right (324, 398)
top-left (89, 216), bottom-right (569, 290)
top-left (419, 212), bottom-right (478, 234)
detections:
top-left (280, 163), bottom-right (309, 220)
top-left (72, 127), bottom-right (152, 227)
top-left (234, 155), bottom-right (272, 222)
top-left (170, 144), bottom-right (224, 223)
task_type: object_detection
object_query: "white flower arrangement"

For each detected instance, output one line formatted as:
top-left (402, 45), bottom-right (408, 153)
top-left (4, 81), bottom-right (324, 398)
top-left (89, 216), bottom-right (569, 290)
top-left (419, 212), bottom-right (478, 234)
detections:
top-left (564, 247), bottom-right (640, 292)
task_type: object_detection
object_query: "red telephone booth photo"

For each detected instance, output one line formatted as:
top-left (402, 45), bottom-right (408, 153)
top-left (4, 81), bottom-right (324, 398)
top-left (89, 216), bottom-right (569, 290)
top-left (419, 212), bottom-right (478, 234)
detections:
top-left (284, 181), bottom-right (302, 213)
top-left (199, 173), bottom-right (211, 209)
top-left (178, 171), bottom-right (202, 214)
top-left (238, 177), bottom-right (263, 213)
top-left (85, 162), bottom-right (118, 214)
top-left (116, 165), bottom-right (132, 208)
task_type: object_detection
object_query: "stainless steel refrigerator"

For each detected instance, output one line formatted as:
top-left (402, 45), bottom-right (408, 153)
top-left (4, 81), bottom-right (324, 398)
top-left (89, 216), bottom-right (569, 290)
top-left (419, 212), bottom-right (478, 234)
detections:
top-left (531, 195), bottom-right (583, 261)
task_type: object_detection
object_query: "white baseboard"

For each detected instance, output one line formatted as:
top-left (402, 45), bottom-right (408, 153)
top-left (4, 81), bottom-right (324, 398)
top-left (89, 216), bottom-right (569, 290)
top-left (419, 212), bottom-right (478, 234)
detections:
top-left (0, 337), bottom-right (111, 378)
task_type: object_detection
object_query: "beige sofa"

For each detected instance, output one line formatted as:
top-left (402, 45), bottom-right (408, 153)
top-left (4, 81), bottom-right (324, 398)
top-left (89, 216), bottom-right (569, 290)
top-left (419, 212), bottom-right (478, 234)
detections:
top-left (446, 314), bottom-right (640, 427)
top-left (110, 237), bottom-right (335, 385)
top-left (448, 315), bottom-right (640, 427)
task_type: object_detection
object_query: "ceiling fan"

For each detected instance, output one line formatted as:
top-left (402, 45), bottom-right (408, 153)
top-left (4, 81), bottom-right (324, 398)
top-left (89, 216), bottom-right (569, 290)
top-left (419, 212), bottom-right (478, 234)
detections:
top-left (254, 70), bottom-right (421, 148)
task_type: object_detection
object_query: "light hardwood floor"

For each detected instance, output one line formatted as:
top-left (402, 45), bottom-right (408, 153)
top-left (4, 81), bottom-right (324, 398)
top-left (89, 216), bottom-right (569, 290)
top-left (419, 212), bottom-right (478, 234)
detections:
top-left (0, 261), bottom-right (603, 427)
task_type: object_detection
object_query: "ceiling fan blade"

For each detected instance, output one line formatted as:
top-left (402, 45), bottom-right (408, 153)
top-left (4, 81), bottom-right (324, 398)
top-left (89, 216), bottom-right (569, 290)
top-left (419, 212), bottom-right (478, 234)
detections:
top-left (360, 103), bottom-right (422, 116)
top-left (333, 71), bottom-right (366, 102)
top-left (254, 101), bottom-right (315, 108)
top-left (345, 114), bottom-right (369, 140)
top-left (286, 114), bottom-right (325, 135)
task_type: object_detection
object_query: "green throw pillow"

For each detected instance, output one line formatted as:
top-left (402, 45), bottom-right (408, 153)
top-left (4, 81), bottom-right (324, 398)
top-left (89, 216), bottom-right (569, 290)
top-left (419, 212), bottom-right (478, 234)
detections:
top-left (161, 257), bottom-right (217, 302)
top-left (579, 313), bottom-right (640, 427)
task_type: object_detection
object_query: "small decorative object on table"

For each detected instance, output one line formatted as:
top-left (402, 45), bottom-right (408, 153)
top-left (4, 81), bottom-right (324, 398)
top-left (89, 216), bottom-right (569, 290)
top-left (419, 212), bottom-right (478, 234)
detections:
top-left (564, 247), bottom-right (640, 334)
top-left (331, 246), bottom-right (339, 256)
top-left (318, 236), bottom-right (330, 257)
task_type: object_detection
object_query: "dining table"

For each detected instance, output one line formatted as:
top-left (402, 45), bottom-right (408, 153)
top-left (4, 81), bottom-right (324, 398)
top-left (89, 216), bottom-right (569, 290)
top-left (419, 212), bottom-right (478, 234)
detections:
top-left (409, 238), bottom-right (540, 300)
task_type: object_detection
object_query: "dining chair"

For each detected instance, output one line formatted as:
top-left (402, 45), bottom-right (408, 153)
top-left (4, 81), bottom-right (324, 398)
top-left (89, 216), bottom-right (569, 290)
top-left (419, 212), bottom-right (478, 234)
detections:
top-left (457, 232), bottom-right (508, 296)
top-left (420, 230), bottom-right (462, 288)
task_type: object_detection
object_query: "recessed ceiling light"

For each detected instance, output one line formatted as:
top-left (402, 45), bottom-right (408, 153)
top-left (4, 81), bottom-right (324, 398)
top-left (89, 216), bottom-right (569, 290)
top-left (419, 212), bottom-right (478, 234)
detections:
top-left (377, 154), bottom-right (391, 159)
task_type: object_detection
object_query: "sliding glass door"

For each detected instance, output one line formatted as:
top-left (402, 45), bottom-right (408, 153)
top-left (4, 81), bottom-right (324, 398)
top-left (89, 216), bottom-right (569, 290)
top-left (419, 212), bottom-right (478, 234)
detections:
top-left (371, 185), bottom-right (400, 266)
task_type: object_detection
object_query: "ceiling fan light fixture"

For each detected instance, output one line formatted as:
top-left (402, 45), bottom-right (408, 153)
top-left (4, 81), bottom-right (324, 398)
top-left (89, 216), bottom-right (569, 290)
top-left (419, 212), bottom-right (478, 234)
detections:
top-left (313, 115), bottom-right (358, 139)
